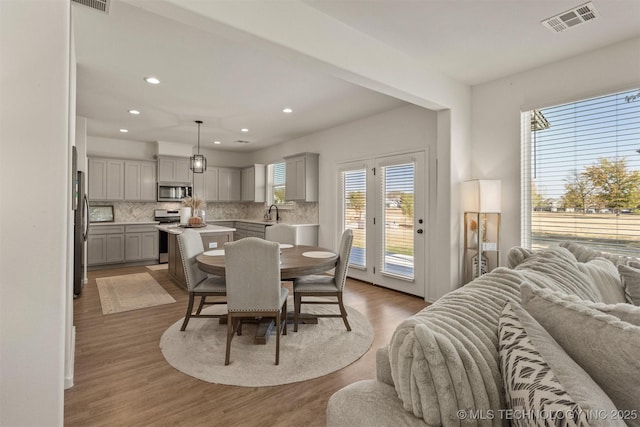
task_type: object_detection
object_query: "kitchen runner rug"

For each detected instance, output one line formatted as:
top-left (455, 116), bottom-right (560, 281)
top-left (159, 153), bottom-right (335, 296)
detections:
top-left (97, 272), bottom-right (176, 315)
top-left (160, 299), bottom-right (374, 387)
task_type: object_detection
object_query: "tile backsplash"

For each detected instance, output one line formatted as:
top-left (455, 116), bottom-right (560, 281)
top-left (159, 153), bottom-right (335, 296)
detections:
top-left (105, 201), bottom-right (318, 224)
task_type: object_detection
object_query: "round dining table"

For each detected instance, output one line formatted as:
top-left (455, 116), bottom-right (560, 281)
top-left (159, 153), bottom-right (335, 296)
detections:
top-left (196, 244), bottom-right (338, 345)
top-left (196, 244), bottom-right (338, 280)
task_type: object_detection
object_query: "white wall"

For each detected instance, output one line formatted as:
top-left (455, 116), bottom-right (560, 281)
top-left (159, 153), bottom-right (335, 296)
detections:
top-left (0, 0), bottom-right (71, 425)
top-left (471, 37), bottom-right (640, 261)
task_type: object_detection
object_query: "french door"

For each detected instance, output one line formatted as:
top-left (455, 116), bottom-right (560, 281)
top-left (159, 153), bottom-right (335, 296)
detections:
top-left (339, 152), bottom-right (426, 297)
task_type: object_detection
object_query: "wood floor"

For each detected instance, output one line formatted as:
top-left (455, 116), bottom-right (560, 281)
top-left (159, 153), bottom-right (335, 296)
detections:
top-left (65, 265), bottom-right (429, 426)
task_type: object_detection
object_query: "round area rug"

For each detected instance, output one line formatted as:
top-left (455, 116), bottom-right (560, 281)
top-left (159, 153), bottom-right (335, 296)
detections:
top-left (160, 299), bottom-right (374, 387)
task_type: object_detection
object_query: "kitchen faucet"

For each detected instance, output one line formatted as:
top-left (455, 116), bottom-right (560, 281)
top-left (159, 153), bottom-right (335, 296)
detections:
top-left (268, 204), bottom-right (280, 222)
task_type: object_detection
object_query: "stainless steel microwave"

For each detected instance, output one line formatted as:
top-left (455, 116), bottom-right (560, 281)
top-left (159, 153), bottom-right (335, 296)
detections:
top-left (157, 184), bottom-right (192, 202)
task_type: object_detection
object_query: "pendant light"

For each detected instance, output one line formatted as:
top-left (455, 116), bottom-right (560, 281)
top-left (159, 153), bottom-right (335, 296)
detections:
top-left (190, 120), bottom-right (207, 173)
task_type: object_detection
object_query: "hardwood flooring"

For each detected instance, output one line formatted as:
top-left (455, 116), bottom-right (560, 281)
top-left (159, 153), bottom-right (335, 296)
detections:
top-left (65, 265), bottom-right (429, 426)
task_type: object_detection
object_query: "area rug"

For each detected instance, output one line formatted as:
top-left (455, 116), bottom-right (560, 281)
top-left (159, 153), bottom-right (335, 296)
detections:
top-left (160, 299), bottom-right (374, 386)
top-left (96, 272), bottom-right (176, 315)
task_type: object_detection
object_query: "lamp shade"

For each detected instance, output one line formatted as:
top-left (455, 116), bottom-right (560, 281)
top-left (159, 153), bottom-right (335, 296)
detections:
top-left (462, 179), bottom-right (501, 213)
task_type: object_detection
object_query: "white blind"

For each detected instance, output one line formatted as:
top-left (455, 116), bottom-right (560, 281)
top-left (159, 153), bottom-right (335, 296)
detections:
top-left (380, 162), bottom-right (415, 280)
top-left (271, 161), bottom-right (286, 204)
top-left (341, 169), bottom-right (366, 268)
top-left (528, 88), bottom-right (640, 256)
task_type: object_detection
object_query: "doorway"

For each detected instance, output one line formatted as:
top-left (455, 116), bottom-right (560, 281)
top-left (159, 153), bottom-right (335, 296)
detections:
top-left (339, 151), bottom-right (427, 297)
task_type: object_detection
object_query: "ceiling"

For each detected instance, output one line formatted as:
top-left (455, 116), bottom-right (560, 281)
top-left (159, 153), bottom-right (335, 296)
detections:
top-left (73, 0), bottom-right (640, 152)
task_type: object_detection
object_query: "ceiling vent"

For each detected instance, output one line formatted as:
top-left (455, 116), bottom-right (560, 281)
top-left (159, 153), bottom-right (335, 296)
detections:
top-left (71, 0), bottom-right (110, 14)
top-left (541, 2), bottom-right (598, 33)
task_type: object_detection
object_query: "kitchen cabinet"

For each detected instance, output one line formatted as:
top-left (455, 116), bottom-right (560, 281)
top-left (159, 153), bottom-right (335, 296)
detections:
top-left (234, 221), bottom-right (267, 240)
top-left (87, 225), bottom-right (125, 265)
top-left (218, 168), bottom-right (241, 201)
top-left (193, 167), bottom-right (219, 202)
top-left (124, 160), bottom-right (156, 201)
top-left (88, 158), bottom-right (124, 201)
top-left (157, 156), bottom-right (192, 184)
top-left (241, 164), bottom-right (266, 202)
top-left (124, 224), bottom-right (158, 261)
top-left (284, 153), bottom-right (319, 202)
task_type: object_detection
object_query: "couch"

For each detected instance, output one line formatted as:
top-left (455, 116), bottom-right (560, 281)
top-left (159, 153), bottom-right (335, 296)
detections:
top-left (327, 242), bottom-right (640, 426)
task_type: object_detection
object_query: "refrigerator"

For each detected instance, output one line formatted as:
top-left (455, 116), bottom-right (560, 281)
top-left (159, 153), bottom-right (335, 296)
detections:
top-left (72, 147), bottom-right (89, 297)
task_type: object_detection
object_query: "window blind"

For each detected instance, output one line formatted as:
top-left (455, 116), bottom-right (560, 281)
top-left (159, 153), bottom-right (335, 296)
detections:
top-left (380, 162), bottom-right (415, 279)
top-left (341, 169), bottom-right (366, 268)
top-left (528, 88), bottom-right (640, 256)
top-left (271, 162), bottom-right (286, 204)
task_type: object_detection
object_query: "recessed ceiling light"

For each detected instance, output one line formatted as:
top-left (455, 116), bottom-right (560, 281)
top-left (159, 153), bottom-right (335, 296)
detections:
top-left (144, 76), bottom-right (160, 85)
top-left (214, 141), bottom-right (221, 145)
top-left (119, 129), bottom-right (129, 133)
top-left (282, 108), bottom-right (293, 114)
top-left (128, 109), bottom-right (140, 115)
top-left (241, 128), bottom-right (249, 132)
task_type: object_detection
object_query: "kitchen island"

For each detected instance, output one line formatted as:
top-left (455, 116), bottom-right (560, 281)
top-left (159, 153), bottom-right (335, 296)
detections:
top-left (156, 223), bottom-right (235, 289)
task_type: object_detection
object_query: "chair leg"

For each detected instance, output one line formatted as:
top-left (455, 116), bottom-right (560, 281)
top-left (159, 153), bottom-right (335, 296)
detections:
top-left (180, 293), bottom-right (196, 331)
top-left (338, 293), bottom-right (351, 332)
top-left (275, 312), bottom-right (280, 365)
top-left (225, 314), bottom-right (234, 365)
top-left (293, 292), bottom-right (301, 332)
top-left (195, 295), bottom-right (207, 314)
top-left (282, 299), bottom-right (287, 336)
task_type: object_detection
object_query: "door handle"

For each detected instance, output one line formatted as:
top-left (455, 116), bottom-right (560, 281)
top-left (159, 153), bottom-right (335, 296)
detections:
top-left (417, 229), bottom-right (423, 234)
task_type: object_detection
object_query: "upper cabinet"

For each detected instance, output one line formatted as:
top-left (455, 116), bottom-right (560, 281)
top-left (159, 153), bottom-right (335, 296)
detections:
top-left (193, 167), bottom-right (220, 202)
top-left (218, 168), bottom-right (241, 201)
top-left (88, 158), bottom-right (124, 201)
top-left (124, 160), bottom-right (156, 201)
top-left (157, 156), bottom-right (191, 184)
top-left (284, 153), bottom-right (319, 202)
top-left (241, 164), bottom-right (266, 202)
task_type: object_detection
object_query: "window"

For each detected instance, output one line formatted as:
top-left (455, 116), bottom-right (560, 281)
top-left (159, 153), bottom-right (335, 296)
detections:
top-left (522, 88), bottom-right (640, 256)
top-left (267, 161), bottom-right (287, 205)
top-left (340, 167), bottom-right (367, 269)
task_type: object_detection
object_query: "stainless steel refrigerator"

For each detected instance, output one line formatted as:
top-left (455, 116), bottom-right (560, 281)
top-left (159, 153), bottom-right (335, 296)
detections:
top-left (72, 148), bottom-right (89, 297)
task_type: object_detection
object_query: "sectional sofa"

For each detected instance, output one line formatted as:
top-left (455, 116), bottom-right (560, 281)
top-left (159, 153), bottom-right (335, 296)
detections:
top-left (327, 242), bottom-right (640, 426)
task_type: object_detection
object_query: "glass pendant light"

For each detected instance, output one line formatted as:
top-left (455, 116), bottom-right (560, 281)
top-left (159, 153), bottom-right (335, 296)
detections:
top-left (190, 120), bottom-right (207, 173)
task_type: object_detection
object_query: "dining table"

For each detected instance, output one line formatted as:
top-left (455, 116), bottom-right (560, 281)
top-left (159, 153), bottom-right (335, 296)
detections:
top-left (196, 244), bottom-right (338, 344)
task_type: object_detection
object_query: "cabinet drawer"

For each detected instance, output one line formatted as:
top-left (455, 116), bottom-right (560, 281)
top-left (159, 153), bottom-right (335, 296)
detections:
top-left (89, 225), bottom-right (125, 235)
top-left (125, 224), bottom-right (158, 233)
top-left (246, 223), bottom-right (267, 233)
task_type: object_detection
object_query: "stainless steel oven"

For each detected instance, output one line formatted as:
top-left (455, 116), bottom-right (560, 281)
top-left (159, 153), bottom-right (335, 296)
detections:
top-left (157, 184), bottom-right (192, 202)
top-left (155, 209), bottom-right (180, 263)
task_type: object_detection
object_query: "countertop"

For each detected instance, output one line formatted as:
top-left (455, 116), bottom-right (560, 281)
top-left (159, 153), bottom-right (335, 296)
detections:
top-left (90, 221), bottom-right (160, 226)
top-left (208, 219), bottom-right (319, 227)
top-left (156, 223), bottom-right (236, 235)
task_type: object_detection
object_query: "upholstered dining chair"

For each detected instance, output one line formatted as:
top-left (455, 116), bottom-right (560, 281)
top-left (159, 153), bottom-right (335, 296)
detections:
top-left (264, 223), bottom-right (297, 245)
top-left (224, 237), bottom-right (289, 365)
top-left (292, 228), bottom-right (353, 332)
top-left (177, 229), bottom-right (227, 331)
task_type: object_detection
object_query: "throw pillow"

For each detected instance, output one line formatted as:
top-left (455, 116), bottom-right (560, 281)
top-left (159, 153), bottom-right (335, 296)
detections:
top-left (618, 264), bottom-right (640, 305)
top-left (499, 302), bottom-right (623, 427)
top-left (521, 284), bottom-right (640, 425)
top-left (507, 246), bottom-right (534, 268)
top-left (549, 292), bottom-right (640, 326)
top-left (575, 257), bottom-right (626, 304)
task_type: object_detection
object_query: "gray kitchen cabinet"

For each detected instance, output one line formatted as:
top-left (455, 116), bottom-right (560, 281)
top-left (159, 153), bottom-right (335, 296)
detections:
top-left (124, 224), bottom-right (158, 261)
top-left (124, 160), bottom-right (156, 201)
top-left (157, 156), bottom-right (192, 184)
top-left (241, 164), bottom-right (266, 202)
top-left (87, 225), bottom-right (125, 266)
top-left (284, 153), bottom-right (318, 202)
top-left (193, 167), bottom-right (219, 202)
top-left (89, 158), bottom-right (124, 201)
top-left (233, 221), bottom-right (267, 240)
top-left (218, 168), bottom-right (241, 201)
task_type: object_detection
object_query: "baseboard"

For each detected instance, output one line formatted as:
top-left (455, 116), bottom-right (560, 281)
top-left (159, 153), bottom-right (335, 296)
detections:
top-left (64, 326), bottom-right (75, 389)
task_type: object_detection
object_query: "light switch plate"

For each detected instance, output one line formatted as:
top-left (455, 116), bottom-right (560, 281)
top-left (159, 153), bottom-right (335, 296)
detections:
top-left (208, 242), bottom-right (217, 249)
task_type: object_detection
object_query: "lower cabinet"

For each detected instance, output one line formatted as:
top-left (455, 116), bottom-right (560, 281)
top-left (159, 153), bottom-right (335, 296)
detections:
top-left (233, 221), bottom-right (267, 240)
top-left (88, 223), bottom-right (158, 266)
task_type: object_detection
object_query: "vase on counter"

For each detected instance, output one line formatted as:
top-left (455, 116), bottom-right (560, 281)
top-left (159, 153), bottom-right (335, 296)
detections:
top-left (180, 207), bottom-right (192, 225)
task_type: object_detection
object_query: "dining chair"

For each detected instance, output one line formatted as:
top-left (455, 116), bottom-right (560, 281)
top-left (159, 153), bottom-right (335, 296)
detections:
top-left (292, 229), bottom-right (353, 332)
top-left (264, 223), bottom-right (297, 245)
top-left (224, 237), bottom-right (289, 365)
top-left (177, 229), bottom-right (227, 331)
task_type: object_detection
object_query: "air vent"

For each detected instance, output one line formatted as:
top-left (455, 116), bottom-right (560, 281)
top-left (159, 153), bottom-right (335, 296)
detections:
top-left (233, 140), bottom-right (252, 144)
top-left (71, 0), bottom-right (110, 14)
top-left (541, 2), bottom-right (598, 33)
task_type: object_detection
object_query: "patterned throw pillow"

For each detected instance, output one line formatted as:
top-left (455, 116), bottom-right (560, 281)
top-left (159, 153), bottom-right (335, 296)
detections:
top-left (499, 302), bottom-right (624, 427)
